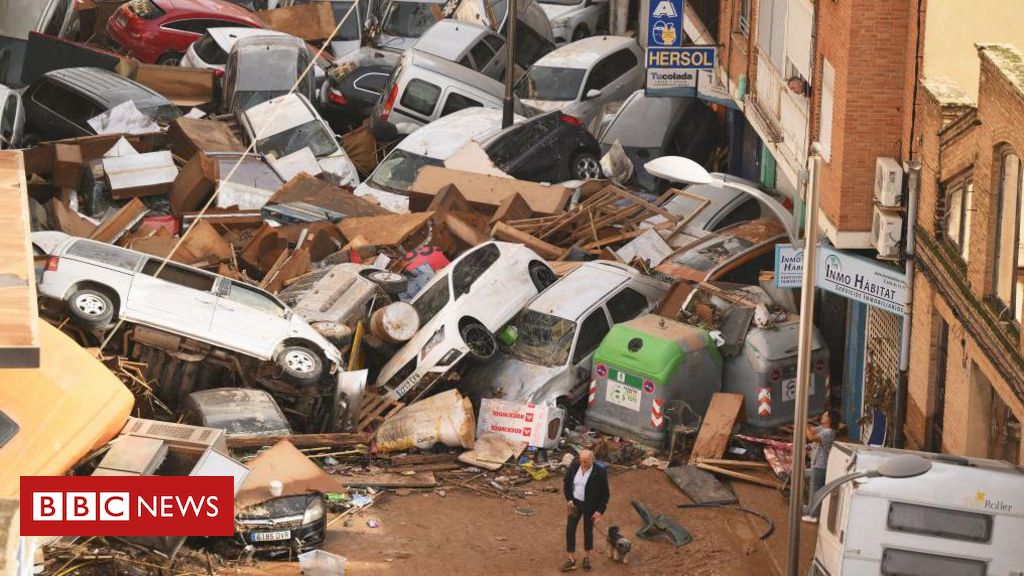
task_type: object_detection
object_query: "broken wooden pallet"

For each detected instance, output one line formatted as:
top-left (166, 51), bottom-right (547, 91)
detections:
top-left (688, 393), bottom-right (745, 464)
top-left (357, 389), bottom-right (405, 433)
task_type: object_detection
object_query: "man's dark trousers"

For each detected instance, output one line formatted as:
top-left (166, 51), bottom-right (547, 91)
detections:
top-left (566, 499), bottom-right (594, 553)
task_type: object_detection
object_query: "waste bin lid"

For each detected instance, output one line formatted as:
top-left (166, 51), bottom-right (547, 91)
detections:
top-left (595, 314), bottom-right (717, 383)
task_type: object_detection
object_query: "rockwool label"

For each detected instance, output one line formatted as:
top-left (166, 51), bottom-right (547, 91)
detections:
top-left (21, 476), bottom-right (234, 536)
top-left (477, 399), bottom-right (565, 449)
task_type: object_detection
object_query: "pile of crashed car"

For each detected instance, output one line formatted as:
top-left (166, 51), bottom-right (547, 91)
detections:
top-left (3, 0), bottom-right (829, 568)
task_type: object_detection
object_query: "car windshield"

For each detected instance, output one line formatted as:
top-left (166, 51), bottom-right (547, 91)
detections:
top-left (670, 236), bottom-right (755, 272)
top-left (332, 2), bottom-right (362, 40)
top-left (234, 90), bottom-right (290, 113)
top-left (508, 309), bottom-right (576, 367)
top-left (367, 149), bottom-right (444, 193)
top-left (256, 119), bottom-right (338, 158)
top-left (515, 66), bottom-right (585, 101)
top-left (382, 2), bottom-right (443, 38)
top-left (412, 273), bottom-right (450, 326)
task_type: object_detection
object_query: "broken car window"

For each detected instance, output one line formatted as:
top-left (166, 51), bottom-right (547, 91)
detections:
top-left (256, 119), bottom-right (338, 159)
top-left (572, 308), bottom-right (610, 365)
top-left (381, 1), bottom-right (443, 38)
top-left (508, 309), bottom-right (575, 367)
top-left (66, 240), bottom-right (144, 271)
top-left (142, 260), bottom-right (216, 292)
top-left (367, 149), bottom-right (444, 193)
top-left (224, 282), bottom-right (287, 317)
top-left (606, 287), bottom-right (649, 324)
top-left (452, 243), bottom-right (500, 298)
top-left (515, 66), bottom-right (585, 101)
top-left (412, 273), bottom-right (451, 326)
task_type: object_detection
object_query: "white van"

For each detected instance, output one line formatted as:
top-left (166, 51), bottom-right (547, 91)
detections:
top-left (813, 443), bottom-right (1024, 576)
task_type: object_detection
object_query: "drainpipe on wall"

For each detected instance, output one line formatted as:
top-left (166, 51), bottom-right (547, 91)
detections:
top-left (895, 161), bottom-right (921, 448)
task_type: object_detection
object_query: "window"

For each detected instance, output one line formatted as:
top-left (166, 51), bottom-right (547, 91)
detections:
top-left (586, 51), bottom-right (635, 93)
top-left (513, 20), bottom-right (554, 69)
top-left (469, 39), bottom-right (496, 71)
top-left (441, 92), bottom-right (483, 116)
top-left (66, 240), bottom-right (143, 271)
top-left (825, 489), bottom-right (840, 535)
top-left (887, 502), bottom-right (992, 543)
top-left (943, 176), bottom-right (973, 260)
top-left (193, 34), bottom-right (228, 66)
top-left (224, 282), bottom-right (286, 317)
top-left (162, 19), bottom-right (220, 34)
top-left (142, 260), bottom-right (216, 292)
top-left (714, 198), bottom-right (762, 230)
top-left (412, 274), bottom-right (451, 326)
top-left (400, 79), bottom-right (441, 117)
top-left (353, 71), bottom-right (388, 96)
top-left (717, 247), bottom-right (776, 284)
top-left (757, 0), bottom-right (787, 70)
top-left (31, 81), bottom-right (100, 128)
top-left (483, 34), bottom-right (505, 54)
top-left (738, 0), bottom-right (751, 36)
top-left (1, 94), bottom-right (17, 145)
top-left (606, 288), bottom-right (649, 323)
top-left (819, 59), bottom-right (835, 161)
top-left (572, 309), bottom-right (610, 365)
top-left (880, 548), bottom-right (987, 576)
top-left (486, 117), bottom-right (551, 167)
top-left (993, 148), bottom-right (1023, 323)
top-left (0, 411), bottom-right (18, 450)
top-left (452, 243), bottom-right (500, 298)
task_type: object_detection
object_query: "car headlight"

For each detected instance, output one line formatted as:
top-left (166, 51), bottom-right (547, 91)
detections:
top-left (437, 348), bottom-right (463, 367)
top-left (303, 498), bottom-right (325, 524)
top-left (421, 326), bottom-right (445, 359)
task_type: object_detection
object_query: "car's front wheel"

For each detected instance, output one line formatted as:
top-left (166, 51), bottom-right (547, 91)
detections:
top-left (461, 322), bottom-right (497, 360)
top-left (277, 345), bottom-right (324, 384)
top-left (66, 288), bottom-right (116, 330)
top-left (572, 151), bottom-right (603, 180)
top-left (157, 52), bottom-right (184, 66)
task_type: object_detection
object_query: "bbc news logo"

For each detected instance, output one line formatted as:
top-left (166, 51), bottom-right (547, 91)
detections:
top-left (21, 476), bottom-right (234, 536)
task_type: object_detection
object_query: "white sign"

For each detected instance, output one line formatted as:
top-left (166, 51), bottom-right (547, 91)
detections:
top-left (477, 398), bottom-right (565, 448)
top-left (606, 381), bottom-right (642, 411)
top-left (773, 244), bottom-right (908, 315)
top-left (781, 378), bottom-right (814, 402)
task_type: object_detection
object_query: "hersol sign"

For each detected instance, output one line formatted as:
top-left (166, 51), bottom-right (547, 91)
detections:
top-left (21, 476), bottom-right (234, 536)
top-left (773, 244), bottom-right (908, 315)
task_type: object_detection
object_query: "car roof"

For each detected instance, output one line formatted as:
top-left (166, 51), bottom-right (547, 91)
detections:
top-left (413, 20), bottom-right (490, 61)
top-left (234, 33), bottom-right (307, 52)
top-left (534, 35), bottom-right (637, 69)
top-left (397, 107), bottom-right (518, 159)
top-left (156, 0), bottom-right (260, 21)
top-left (407, 49), bottom-right (506, 97)
top-left (208, 27), bottom-right (288, 50)
top-left (528, 262), bottom-right (635, 319)
top-left (41, 67), bottom-right (172, 110)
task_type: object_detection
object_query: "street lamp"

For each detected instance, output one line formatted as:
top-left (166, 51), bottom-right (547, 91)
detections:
top-left (807, 454), bottom-right (933, 517)
top-left (643, 156), bottom-right (799, 244)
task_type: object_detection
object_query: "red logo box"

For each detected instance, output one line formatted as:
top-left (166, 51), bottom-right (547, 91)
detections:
top-left (21, 476), bottom-right (234, 536)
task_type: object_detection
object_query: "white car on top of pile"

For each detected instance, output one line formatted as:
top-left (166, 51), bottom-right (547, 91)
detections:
top-left (541, 0), bottom-right (609, 45)
top-left (375, 241), bottom-right (557, 401)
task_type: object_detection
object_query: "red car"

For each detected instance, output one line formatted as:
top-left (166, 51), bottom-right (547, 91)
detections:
top-left (106, 0), bottom-right (264, 65)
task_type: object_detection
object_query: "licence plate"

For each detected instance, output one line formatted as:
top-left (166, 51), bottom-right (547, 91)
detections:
top-left (606, 381), bottom-right (641, 411)
top-left (251, 530), bottom-right (291, 542)
top-left (781, 378), bottom-right (815, 401)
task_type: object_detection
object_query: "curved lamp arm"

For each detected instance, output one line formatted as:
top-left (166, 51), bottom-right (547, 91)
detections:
top-left (807, 470), bottom-right (879, 516)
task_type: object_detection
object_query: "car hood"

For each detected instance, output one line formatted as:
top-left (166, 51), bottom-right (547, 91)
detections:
top-left (542, 4), bottom-right (579, 21)
top-left (374, 34), bottom-right (418, 54)
top-left (522, 99), bottom-right (573, 113)
top-left (463, 354), bottom-right (570, 406)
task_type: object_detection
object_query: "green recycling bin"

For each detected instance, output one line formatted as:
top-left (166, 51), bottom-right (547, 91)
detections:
top-left (585, 314), bottom-right (722, 447)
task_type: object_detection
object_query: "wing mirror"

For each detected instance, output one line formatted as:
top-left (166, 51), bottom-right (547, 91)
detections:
top-left (585, 88), bottom-right (602, 100)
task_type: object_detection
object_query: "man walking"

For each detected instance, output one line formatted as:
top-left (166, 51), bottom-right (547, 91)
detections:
top-left (562, 449), bottom-right (609, 571)
top-left (802, 409), bottom-right (838, 522)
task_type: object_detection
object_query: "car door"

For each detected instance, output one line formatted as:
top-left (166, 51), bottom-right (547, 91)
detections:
top-left (467, 33), bottom-right (501, 80)
top-left (479, 33), bottom-right (507, 80)
top-left (566, 306), bottom-right (611, 401)
top-left (210, 279), bottom-right (289, 359)
top-left (125, 259), bottom-right (219, 341)
top-left (0, 92), bottom-right (23, 149)
top-left (439, 89), bottom-right (483, 117)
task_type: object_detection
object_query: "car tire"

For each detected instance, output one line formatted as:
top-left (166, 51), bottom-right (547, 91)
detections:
top-left (460, 322), bottom-right (497, 360)
top-left (572, 25), bottom-right (590, 41)
top-left (572, 151), bottom-right (603, 180)
top-left (529, 262), bottom-right (557, 291)
top-left (66, 288), bottom-right (116, 330)
top-left (366, 270), bottom-right (408, 294)
top-left (157, 52), bottom-right (184, 66)
top-left (277, 345), bottom-right (324, 384)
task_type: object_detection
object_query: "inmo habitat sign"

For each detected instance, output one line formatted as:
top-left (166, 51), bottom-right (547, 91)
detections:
top-left (773, 244), bottom-right (908, 316)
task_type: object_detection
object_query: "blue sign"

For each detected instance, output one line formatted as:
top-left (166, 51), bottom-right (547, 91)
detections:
top-left (648, 0), bottom-right (684, 48)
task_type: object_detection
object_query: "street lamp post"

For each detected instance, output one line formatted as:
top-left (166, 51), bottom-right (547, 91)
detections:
top-left (502, 0), bottom-right (518, 129)
top-left (806, 454), bottom-right (933, 517)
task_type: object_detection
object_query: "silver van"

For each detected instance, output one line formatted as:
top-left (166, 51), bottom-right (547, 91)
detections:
top-left (36, 236), bottom-right (343, 385)
top-left (374, 48), bottom-right (532, 130)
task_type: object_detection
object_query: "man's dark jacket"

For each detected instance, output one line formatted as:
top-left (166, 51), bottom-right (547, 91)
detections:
top-left (563, 460), bottom-right (610, 513)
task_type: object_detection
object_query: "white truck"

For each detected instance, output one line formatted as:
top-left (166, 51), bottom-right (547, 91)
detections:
top-left (812, 442), bottom-right (1024, 576)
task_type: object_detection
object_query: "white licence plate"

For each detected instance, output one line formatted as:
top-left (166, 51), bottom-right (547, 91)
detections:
top-left (781, 378), bottom-right (815, 401)
top-left (251, 530), bottom-right (291, 542)
top-left (606, 381), bottom-right (641, 411)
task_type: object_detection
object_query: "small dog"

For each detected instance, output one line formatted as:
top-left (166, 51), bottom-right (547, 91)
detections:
top-left (606, 525), bottom-right (632, 564)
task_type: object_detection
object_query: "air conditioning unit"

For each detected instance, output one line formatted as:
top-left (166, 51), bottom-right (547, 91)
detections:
top-left (120, 417), bottom-right (228, 455)
top-left (874, 157), bottom-right (904, 207)
top-left (872, 206), bottom-right (903, 258)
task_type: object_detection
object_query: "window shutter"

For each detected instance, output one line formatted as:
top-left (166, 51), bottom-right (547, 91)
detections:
top-left (786, 0), bottom-right (813, 80)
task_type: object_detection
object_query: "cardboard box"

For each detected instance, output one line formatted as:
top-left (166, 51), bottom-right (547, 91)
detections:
top-left (409, 167), bottom-right (569, 216)
top-left (103, 151), bottom-right (177, 199)
top-left (52, 143), bottom-right (83, 189)
top-left (119, 61), bottom-right (217, 108)
top-left (170, 152), bottom-right (218, 214)
top-left (257, 3), bottom-right (336, 42)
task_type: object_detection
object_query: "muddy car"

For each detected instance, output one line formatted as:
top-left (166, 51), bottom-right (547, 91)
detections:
top-left (460, 261), bottom-right (668, 407)
top-left (653, 219), bottom-right (788, 285)
top-left (375, 241), bottom-right (556, 402)
top-left (183, 388), bottom-right (293, 439)
top-left (232, 493), bottom-right (326, 556)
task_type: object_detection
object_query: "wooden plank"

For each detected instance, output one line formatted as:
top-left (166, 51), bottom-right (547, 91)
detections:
top-left (665, 465), bottom-right (737, 505)
top-left (695, 463), bottom-right (781, 489)
top-left (490, 221), bottom-right (563, 259)
top-left (338, 472), bottom-right (438, 488)
top-left (0, 151), bottom-right (40, 368)
top-left (695, 458), bottom-right (771, 469)
top-left (338, 211), bottom-right (433, 247)
top-left (226, 433), bottom-right (371, 450)
top-left (688, 392), bottom-right (745, 464)
top-left (89, 197), bottom-right (148, 244)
